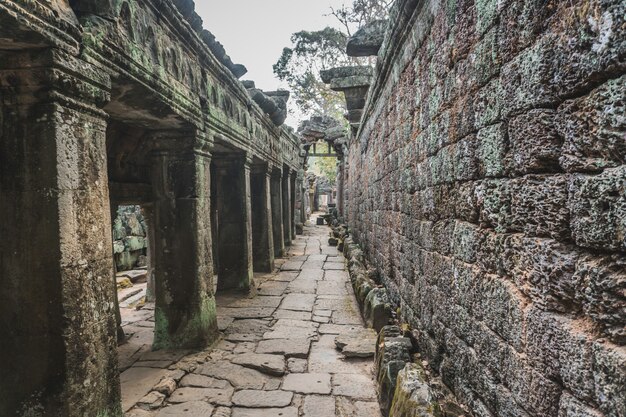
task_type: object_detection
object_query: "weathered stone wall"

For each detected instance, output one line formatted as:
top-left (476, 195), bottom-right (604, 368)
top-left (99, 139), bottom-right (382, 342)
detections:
top-left (113, 205), bottom-right (148, 271)
top-left (346, 1), bottom-right (625, 416)
top-left (0, 1), bottom-right (303, 415)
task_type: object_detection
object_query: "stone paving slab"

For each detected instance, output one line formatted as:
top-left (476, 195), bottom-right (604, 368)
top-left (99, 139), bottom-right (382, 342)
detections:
top-left (121, 222), bottom-right (383, 417)
top-left (232, 389), bottom-right (293, 407)
top-left (282, 373), bottom-right (332, 394)
top-left (154, 401), bottom-right (214, 416)
top-left (256, 338), bottom-right (312, 358)
top-left (168, 386), bottom-right (234, 406)
top-left (332, 373), bottom-right (378, 399)
top-left (120, 367), bottom-right (171, 411)
top-left (217, 307), bottom-right (276, 319)
top-left (257, 281), bottom-right (289, 296)
top-left (280, 293), bottom-right (316, 311)
top-left (231, 353), bottom-right (286, 376)
top-left (232, 407), bottom-right (299, 417)
top-left (281, 260), bottom-right (304, 271)
top-left (303, 394), bottom-right (336, 417)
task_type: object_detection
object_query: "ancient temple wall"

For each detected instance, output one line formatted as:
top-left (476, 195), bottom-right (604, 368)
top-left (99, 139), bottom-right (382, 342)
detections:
top-left (346, 0), bottom-right (625, 416)
top-left (0, 1), bottom-right (303, 415)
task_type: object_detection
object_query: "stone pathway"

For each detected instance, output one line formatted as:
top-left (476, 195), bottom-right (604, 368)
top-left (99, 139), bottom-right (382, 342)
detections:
top-left (123, 219), bottom-right (382, 417)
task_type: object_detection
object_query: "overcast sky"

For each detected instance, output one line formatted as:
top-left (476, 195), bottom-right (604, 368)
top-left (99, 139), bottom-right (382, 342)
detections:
top-left (196, 0), bottom-right (349, 92)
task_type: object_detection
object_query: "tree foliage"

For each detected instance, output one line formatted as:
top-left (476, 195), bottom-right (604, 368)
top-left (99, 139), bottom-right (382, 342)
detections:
top-left (273, 27), bottom-right (350, 117)
top-left (329, 0), bottom-right (393, 36)
top-left (310, 155), bottom-right (337, 185)
top-left (273, 0), bottom-right (390, 119)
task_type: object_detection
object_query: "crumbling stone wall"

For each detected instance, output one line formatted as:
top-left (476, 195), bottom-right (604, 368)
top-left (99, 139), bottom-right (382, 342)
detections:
top-left (346, 1), bottom-right (625, 416)
top-left (113, 205), bottom-right (148, 271)
top-left (0, 1), bottom-right (303, 415)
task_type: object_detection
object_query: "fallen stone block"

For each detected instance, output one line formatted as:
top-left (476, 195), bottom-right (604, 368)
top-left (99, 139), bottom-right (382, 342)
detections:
top-left (389, 363), bottom-right (442, 417)
top-left (136, 391), bottom-right (166, 411)
top-left (152, 377), bottom-right (177, 396)
top-left (365, 287), bottom-right (393, 332)
top-left (117, 277), bottom-right (133, 289)
top-left (376, 326), bottom-right (413, 416)
top-left (335, 329), bottom-right (377, 358)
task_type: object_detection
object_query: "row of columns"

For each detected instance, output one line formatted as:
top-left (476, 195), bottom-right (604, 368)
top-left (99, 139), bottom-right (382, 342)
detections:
top-left (110, 151), bottom-right (299, 350)
top-left (0, 50), bottom-right (301, 415)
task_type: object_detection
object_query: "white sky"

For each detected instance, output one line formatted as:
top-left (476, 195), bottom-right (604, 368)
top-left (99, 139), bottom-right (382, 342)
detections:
top-left (196, 0), bottom-right (349, 104)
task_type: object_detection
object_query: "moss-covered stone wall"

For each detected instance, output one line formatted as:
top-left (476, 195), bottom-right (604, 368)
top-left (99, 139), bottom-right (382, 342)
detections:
top-left (346, 1), bottom-right (625, 416)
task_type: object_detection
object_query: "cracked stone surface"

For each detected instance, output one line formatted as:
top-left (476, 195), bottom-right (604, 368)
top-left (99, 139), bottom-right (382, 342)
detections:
top-left (122, 221), bottom-right (382, 416)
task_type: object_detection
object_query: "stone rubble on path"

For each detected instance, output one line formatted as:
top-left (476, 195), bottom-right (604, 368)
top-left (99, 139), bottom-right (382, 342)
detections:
top-left (123, 221), bottom-right (382, 417)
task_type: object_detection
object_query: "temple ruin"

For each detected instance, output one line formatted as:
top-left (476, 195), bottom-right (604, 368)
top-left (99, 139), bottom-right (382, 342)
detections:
top-left (0, 0), bottom-right (624, 416)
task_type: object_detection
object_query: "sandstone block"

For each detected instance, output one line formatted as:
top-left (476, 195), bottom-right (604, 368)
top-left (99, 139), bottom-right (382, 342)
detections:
top-left (388, 363), bottom-right (442, 417)
top-left (569, 167), bottom-right (626, 252)
top-left (509, 109), bottom-right (562, 174)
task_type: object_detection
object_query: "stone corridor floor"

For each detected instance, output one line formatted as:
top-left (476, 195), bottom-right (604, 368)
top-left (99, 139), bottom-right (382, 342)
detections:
top-left (122, 219), bottom-right (382, 417)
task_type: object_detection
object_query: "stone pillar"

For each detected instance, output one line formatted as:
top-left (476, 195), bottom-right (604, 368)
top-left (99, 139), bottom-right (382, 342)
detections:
top-left (150, 132), bottom-right (218, 350)
top-left (110, 203), bottom-right (126, 344)
top-left (251, 164), bottom-right (275, 272)
top-left (0, 49), bottom-right (121, 416)
top-left (343, 158), bottom-right (350, 223)
top-left (290, 171), bottom-right (297, 239)
top-left (213, 154), bottom-right (254, 291)
top-left (282, 167), bottom-right (292, 246)
top-left (337, 156), bottom-right (345, 218)
top-left (142, 204), bottom-right (156, 303)
top-left (294, 169), bottom-right (305, 233)
top-left (270, 167), bottom-right (285, 257)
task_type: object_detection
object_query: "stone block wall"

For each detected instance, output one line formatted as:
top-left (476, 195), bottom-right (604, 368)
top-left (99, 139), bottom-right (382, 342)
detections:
top-left (346, 0), bottom-right (625, 416)
top-left (113, 205), bottom-right (148, 271)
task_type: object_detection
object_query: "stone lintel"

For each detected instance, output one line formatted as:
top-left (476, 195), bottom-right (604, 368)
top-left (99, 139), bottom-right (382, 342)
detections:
top-left (319, 66), bottom-right (373, 84)
top-left (329, 75), bottom-right (372, 92)
top-left (346, 20), bottom-right (388, 57)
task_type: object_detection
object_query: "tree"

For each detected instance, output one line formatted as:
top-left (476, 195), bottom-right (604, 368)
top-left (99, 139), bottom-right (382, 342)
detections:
top-left (273, 27), bottom-right (350, 117)
top-left (310, 155), bottom-right (337, 185)
top-left (329, 0), bottom-right (393, 36)
top-left (273, 0), bottom-right (390, 120)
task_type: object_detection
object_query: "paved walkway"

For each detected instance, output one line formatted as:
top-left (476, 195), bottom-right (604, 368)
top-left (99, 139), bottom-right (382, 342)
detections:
top-left (123, 220), bottom-right (382, 417)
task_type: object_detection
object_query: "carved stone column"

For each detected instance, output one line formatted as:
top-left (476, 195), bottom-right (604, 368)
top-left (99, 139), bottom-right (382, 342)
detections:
top-left (290, 170), bottom-right (297, 239)
top-left (142, 204), bottom-right (156, 303)
top-left (270, 166), bottom-right (285, 257)
top-left (337, 156), bottom-right (345, 218)
top-left (251, 163), bottom-right (275, 272)
top-left (0, 49), bottom-right (121, 416)
top-left (150, 132), bottom-right (218, 349)
top-left (213, 154), bottom-right (254, 291)
top-left (110, 202), bottom-right (126, 344)
top-left (282, 166), bottom-right (292, 246)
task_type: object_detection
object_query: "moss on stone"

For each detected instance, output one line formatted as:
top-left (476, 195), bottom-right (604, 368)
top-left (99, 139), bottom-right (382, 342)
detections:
top-left (153, 294), bottom-right (218, 350)
top-left (389, 363), bottom-right (442, 417)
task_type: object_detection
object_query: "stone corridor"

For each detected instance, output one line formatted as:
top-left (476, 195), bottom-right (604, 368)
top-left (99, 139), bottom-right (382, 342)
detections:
top-left (120, 218), bottom-right (382, 417)
top-left (2, 0), bottom-right (625, 416)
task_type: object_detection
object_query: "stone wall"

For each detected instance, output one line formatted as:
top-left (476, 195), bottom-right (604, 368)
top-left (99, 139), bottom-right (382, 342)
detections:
top-left (346, 1), bottom-right (625, 416)
top-left (0, 1), bottom-right (303, 415)
top-left (113, 205), bottom-right (148, 271)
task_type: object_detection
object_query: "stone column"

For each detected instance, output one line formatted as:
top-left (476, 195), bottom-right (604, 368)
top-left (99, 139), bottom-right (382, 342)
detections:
top-left (337, 156), bottom-right (345, 218)
top-left (251, 163), bottom-right (275, 272)
top-left (282, 167), bottom-right (292, 246)
top-left (110, 202), bottom-right (126, 344)
top-left (213, 154), bottom-right (254, 291)
top-left (270, 167), bottom-right (285, 257)
top-left (290, 171), bottom-right (297, 239)
top-left (0, 49), bottom-right (121, 416)
top-left (142, 204), bottom-right (156, 303)
top-left (150, 132), bottom-right (218, 350)
top-left (294, 169), bottom-right (305, 233)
